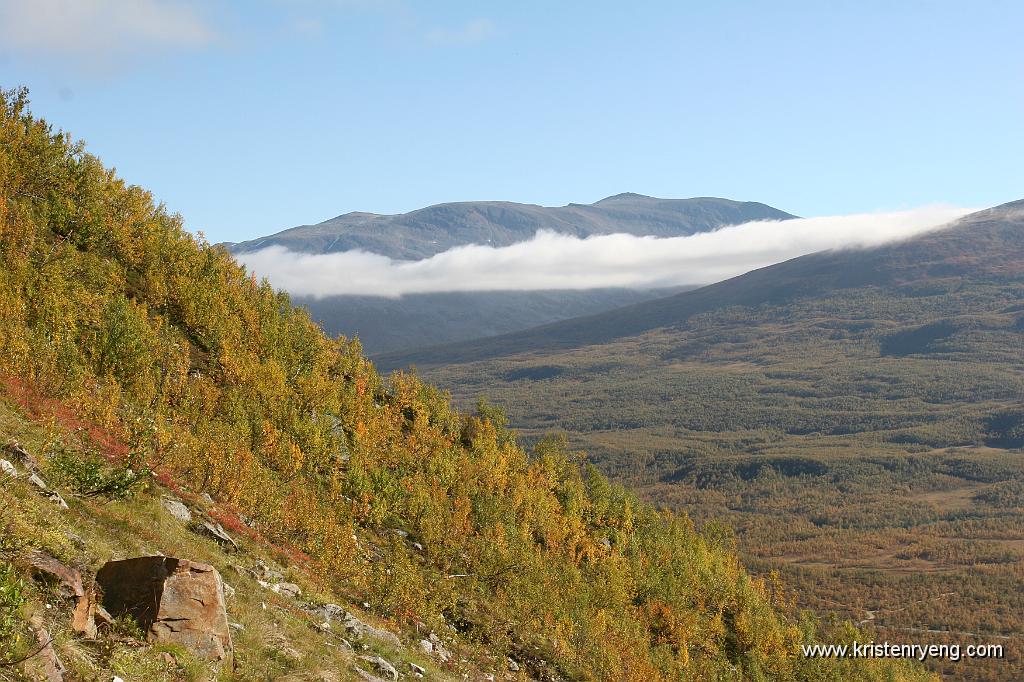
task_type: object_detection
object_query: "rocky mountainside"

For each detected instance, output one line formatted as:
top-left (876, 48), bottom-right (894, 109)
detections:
top-left (226, 194), bottom-right (796, 260)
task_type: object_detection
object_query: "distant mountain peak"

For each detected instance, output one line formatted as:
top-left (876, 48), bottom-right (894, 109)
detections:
top-left (596, 192), bottom-right (657, 203)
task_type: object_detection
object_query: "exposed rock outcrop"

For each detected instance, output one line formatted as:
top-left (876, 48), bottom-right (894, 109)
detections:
top-left (25, 472), bottom-right (68, 509)
top-left (96, 556), bottom-right (233, 666)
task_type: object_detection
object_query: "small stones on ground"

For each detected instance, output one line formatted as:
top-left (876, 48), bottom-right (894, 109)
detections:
top-left (418, 638), bottom-right (433, 654)
top-left (0, 458), bottom-right (17, 477)
top-left (94, 604), bottom-right (114, 627)
top-left (354, 670), bottom-right (389, 682)
top-left (256, 579), bottom-right (302, 598)
top-left (277, 581), bottom-right (302, 598)
top-left (308, 602), bottom-right (346, 622)
top-left (5, 440), bottom-right (38, 469)
top-left (251, 560), bottom-right (285, 582)
top-left (508, 658), bottom-right (520, 672)
top-left (428, 632), bottom-right (453, 662)
top-left (46, 491), bottom-right (69, 509)
top-left (409, 662), bottom-right (427, 676)
top-left (228, 621), bottom-right (245, 631)
top-left (23, 471), bottom-right (69, 508)
top-left (223, 581), bottom-right (236, 599)
top-left (200, 492), bottom-right (215, 505)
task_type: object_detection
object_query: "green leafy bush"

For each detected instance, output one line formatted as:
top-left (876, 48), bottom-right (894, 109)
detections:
top-left (46, 447), bottom-right (149, 500)
top-left (0, 562), bottom-right (27, 663)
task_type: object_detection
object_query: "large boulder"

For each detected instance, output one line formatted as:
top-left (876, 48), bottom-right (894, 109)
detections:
top-left (96, 556), bottom-right (232, 666)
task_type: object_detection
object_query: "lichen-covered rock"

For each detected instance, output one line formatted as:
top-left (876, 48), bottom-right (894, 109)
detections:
top-left (162, 497), bottom-right (193, 523)
top-left (193, 520), bottom-right (238, 550)
top-left (341, 611), bottom-right (400, 647)
top-left (96, 556), bottom-right (232, 666)
top-left (358, 655), bottom-right (398, 682)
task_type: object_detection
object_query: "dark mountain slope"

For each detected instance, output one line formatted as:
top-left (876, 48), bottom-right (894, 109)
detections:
top-left (227, 194), bottom-right (795, 260)
top-left (377, 200), bottom-right (1024, 371)
top-left (300, 286), bottom-right (691, 355)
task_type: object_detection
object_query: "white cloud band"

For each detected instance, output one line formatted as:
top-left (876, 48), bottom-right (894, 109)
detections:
top-left (236, 205), bottom-right (971, 299)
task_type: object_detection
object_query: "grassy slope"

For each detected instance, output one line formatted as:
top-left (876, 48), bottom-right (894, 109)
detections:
top-left (0, 398), bottom-right (449, 682)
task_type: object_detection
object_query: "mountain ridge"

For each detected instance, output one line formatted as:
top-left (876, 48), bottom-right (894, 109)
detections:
top-left (227, 195), bottom-right (797, 260)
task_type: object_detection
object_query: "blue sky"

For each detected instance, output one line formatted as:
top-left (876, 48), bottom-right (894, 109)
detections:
top-left (1, 0), bottom-right (1022, 244)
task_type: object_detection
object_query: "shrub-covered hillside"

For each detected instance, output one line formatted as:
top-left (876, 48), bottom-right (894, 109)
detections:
top-left (0, 89), bottom-right (931, 681)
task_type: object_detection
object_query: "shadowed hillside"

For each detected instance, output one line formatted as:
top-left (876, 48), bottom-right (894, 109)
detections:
top-left (300, 287), bottom-right (691, 355)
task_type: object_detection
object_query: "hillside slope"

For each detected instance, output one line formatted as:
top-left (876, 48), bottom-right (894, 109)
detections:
top-left (226, 194), bottom-right (795, 260)
top-left (0, 91), bottom-right (933, 681)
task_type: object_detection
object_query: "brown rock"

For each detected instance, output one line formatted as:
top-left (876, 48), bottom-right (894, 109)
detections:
top-left (71, 587), bottom-right (98, 639)
top-left (27, 551), bottom-right (85, 599)
top-left (96, 556), bottom-right (233, 666)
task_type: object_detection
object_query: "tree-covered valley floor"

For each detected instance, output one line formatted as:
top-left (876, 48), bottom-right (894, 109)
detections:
top-left (399, 204), bottom-right (1024, 681)
top-left (0, 89), bottom-right (940, 680)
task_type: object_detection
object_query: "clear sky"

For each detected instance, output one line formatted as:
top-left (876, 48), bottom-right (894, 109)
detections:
top-left (1, 0), bottom-right (1022, 244)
